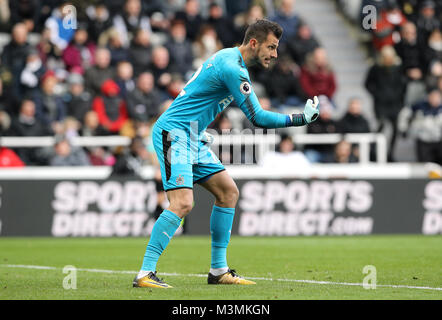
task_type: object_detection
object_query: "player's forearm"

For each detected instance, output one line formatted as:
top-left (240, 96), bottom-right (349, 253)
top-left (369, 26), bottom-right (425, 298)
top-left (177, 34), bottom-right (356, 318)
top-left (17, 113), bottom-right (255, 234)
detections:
top-left (251, 108), bottom-right (291, 128)
top-left (243, 103), bottom-right (312, 129)
top-left (240, 95), bottom-right (294, 128)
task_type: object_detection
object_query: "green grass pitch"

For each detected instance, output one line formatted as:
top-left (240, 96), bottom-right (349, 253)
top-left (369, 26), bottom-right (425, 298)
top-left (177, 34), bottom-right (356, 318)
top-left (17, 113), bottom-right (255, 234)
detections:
top-left (0, 235), bottom-right (441, 300)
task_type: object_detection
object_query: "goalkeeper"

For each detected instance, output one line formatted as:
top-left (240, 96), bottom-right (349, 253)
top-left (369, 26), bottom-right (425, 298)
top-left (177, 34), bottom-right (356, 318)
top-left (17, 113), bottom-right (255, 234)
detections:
top-left (133, 19), bottom-right (319, 288)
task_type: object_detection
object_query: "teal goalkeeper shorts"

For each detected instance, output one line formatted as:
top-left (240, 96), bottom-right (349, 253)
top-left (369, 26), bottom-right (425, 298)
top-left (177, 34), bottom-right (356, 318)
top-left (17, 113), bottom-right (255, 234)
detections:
top-left (152, 122), bottom-right (225, 191)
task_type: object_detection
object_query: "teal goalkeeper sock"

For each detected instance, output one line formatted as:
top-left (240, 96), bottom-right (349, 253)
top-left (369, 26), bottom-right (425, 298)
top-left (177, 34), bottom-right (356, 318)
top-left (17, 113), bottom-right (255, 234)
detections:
top-left (210, 205), bottom-right (235, 269)
top-left (141, 210), bottom-right (182, 271)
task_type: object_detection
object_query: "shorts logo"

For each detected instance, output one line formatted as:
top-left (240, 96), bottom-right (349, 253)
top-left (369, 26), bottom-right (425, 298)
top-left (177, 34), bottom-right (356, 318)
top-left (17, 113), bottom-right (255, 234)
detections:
top-left (176, 175), bottom-right (185, 186)
top-left (240, 81), bottom-right (251, 95)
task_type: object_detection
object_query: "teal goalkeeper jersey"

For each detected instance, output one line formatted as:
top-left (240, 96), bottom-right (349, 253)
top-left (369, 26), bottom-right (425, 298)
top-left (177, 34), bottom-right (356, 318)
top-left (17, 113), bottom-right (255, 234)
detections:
top-left (155, 47), bottom-right (290, 134)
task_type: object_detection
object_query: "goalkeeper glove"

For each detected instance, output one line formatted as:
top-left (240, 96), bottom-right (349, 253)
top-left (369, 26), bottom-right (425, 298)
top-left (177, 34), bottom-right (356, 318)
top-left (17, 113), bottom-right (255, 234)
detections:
top-left (201, 131), bottom-right (214, 146)
top-left (303, 96), bottom-right (320, 123)
top-left (288, 96), bottom-right (320, 126)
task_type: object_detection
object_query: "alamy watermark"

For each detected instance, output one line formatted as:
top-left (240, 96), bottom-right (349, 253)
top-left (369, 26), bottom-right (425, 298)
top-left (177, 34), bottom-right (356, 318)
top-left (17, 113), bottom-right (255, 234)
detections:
top-left (63, 265), bottom-right (77, 289)
top-left (362, 265), bottom-right (377, 289)
top-left (62, 4), bottom-right (77, 30)
top-left (162, 121), bottom-right (278, 166)
top-left (362, 5), bottom-right (377, 30)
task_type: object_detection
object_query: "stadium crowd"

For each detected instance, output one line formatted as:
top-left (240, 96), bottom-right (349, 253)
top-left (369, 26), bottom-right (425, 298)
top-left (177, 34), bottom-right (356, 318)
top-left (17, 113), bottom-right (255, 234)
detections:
top-left (0, 0), bottom-right (440, 168)
top-left (359, 0), bottom-right (442, 163)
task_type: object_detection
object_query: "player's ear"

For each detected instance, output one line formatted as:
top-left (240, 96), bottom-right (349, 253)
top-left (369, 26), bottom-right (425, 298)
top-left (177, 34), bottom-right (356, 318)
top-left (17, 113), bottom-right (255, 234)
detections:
top-left (249, 38), bottom-right (258, 49)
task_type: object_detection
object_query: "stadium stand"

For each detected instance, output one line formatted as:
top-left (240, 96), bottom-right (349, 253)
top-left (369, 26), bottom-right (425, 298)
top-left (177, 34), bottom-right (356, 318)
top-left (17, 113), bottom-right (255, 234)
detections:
top-left (0, 0), bottom-right (440, 169)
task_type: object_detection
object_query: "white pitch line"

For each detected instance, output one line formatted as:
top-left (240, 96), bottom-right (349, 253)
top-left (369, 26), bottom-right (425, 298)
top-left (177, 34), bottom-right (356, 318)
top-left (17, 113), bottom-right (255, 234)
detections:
top-left (1, 264), bottom-right (441, 292)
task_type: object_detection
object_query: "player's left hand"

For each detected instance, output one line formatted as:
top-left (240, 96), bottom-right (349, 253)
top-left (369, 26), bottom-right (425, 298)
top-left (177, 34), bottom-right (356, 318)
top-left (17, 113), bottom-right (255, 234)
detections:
top-left (201, 131), bottom-right (214, 146)
top-left (303, 96), bottom-right (320, 123)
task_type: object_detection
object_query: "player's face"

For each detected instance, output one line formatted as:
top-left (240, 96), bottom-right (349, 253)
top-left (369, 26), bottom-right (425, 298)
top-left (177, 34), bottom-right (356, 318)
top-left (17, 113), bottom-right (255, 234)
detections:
top-left (255, 33), bottom-right (279, 68)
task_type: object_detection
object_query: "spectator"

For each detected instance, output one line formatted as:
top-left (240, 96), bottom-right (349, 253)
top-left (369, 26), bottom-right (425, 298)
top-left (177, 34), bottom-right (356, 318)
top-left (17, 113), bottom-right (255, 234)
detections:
top-left (259, 134), bottom-right (310, 168)
top-left (206, 2), bottom-right (239, 48)
top-left (426, 28), bottom-right (442, 63)
top-left (112, 0), bottom-right (151, 48)
top-left (365, 45), bottom-right (407, 161)
top-left (86, 2), bottom-right (112, 43)
top-left (394, 21), bottom-right (427, 106)
top-left (62, 26), bottom-right (96, 74)
top-left (114, 61), bottom-right (135, 98)
top-left (235, 4), bottom-right (265, 41)
top-left (80, 110), bottom-right (108, 136)
top-left (338, 97), bottom-right (371, 134)
top-left (111, 136), bottom-right (149, 177)
top-left (325, 139), bottom-right (358, 163)
top-left (127, 72), bottom-right (161, 123)
top-left (372, 1), bottom-right (407, 51)
top-left (99, 27), bottom-right (130, 66)
top-left (0, 138), bottom-right (25, 167)
top-left (92, 79), bottom-right (129, 134)
top-left (174, 0), bottom-right (204, 41)
top-left (192, 24), bottom-right (223, 69)
top-left (36, 27), bottom-right (57, 65)
top-left (50, 135), bottom-right (91, 166)
top-left (416, 0), bottom-right (440, 43)
top-left (63, 73), bottom-right (92, 123)
top-left (20, 49), bottom-right (46, 98)
top-left (44, 2), bottom-right (76, 51)
top-left (286, 22), bottom-right (320, 65)
top-left (405, 88), bottom-right (442, 164)
top-left (427, 60), bottom-right (442, 89)
top-left (149, 10), bottom-right (171, 35)
top-left (7, 99), bottom-right (51, 137)
top-left (305, 96), bottom-right (339, 162)
top-left (149, 46), bottom-right (177, 92)
top-left (424, 28), bottom-right (442, 86)
top-left (87, 146), bottom-right (116, 166)
top-left (7, 99), bottom-right (52, 165)
top-left (394, 22), bottom-right (425, 81)
top-left (165, 20), bottom-right (194, 78)
top-left (128, 28), bottom-right (153, 76)
top-left (270, 0), bottom-right (300, 44)
top-left (264, 55), bottom-right (304, 109)
top-left (84, 47), bottom-right (115, 96)
top-left (1, 23), bottom-right (32, 102)
top-left (33, 70), bottom-right (66, 127)
top-left (60, 116), bottom-right (81, 140)
top-left (300, 47), bottom-right (337, 100)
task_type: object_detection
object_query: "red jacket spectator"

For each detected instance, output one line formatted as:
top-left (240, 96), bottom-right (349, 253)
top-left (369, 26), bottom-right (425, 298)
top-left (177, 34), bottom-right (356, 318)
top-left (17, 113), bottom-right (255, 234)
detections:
top-left (62, 28), bottom-right (96, 74)
top-left (0, 147), bottom-right (25, 167)
top-left (300, 47), bottom-right (337, 99)
top-left (372, 7), bottom-right (407, 51)
top-left (92, 79), bottom-right (128, 133)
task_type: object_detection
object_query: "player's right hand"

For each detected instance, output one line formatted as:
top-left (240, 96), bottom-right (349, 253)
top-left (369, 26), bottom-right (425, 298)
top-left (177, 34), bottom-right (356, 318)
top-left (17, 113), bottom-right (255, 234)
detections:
top-left (303, 96), bottom-right (320, 123)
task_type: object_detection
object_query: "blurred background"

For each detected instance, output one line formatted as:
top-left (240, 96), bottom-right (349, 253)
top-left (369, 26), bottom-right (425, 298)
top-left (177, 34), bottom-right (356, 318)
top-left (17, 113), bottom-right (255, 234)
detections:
top-left (0, 0), bottom-right (441, 237)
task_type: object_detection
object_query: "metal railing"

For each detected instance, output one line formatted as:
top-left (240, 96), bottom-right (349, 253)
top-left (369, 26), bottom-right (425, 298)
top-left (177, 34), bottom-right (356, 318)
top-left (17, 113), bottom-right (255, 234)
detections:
top-left (1, 133), bottom-right (388, 164)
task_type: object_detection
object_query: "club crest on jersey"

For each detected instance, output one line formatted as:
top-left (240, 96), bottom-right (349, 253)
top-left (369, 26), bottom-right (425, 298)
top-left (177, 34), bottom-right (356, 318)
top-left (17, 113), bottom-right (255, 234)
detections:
top-left (240, 81), bottom-right (251, 95)
top-left (176, 175), bottom-right (185, 186)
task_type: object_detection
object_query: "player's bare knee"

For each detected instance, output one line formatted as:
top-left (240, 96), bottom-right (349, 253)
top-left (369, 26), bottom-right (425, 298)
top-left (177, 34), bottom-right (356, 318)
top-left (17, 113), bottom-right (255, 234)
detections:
top-left (217, 185), bottom-right (239, 207)
top-left (168, 195), bottom-right (193, 217)
top-left (170, 203), bottom-right (192, 218)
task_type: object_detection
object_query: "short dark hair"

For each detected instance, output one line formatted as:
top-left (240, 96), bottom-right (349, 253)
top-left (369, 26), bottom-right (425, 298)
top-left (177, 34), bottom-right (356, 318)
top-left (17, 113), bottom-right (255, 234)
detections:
top-left (242, 19), bottom-right (283, 44)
